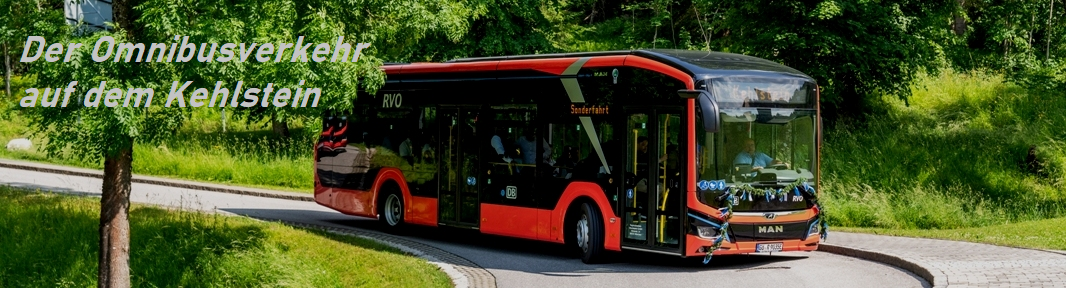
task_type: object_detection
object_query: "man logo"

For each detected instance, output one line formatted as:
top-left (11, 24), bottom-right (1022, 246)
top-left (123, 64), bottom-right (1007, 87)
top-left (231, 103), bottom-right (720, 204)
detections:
top-left (763, 213), bottom-right (776, 220)
top-left (758, 225), bottom-right (784, 233)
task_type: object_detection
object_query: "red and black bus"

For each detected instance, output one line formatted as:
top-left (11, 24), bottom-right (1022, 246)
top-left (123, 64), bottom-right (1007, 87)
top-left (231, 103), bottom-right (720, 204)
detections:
top-left (314, 49), bottom-right (822, 263)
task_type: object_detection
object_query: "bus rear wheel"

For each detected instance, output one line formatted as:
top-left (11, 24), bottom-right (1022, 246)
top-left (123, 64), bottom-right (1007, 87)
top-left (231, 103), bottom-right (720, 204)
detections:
top-left (379, 190), bottom-right (404, 230)
top-left (572, 202), bottom-right (605, 263)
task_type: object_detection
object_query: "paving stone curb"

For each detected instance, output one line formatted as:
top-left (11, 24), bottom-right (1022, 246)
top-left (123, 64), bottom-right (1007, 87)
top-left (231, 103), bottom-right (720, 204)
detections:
top-left (0, 159), bottom-right (314, 201)
top-left (819, 243), bottom-right (946, 287)
top-left (1043, 249), bottom-right (1066, 256)
top-left (0, 159), bottom-right (497, 288)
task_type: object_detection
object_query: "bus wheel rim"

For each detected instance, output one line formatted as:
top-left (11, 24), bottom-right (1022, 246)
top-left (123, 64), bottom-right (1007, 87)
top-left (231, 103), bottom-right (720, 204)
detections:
top-left (577, 214), bottom-right (589, 252)
top-left (386, 194), bottom-right (401, 226)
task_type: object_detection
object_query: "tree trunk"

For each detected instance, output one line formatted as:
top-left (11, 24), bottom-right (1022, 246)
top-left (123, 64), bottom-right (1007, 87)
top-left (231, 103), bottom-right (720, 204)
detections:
top-left (100, 0), bottom-right (137, 286)
top-left (272, 119), bottom-right (290, 137)
top-left (112, 0), bottom-right (136, 39)
top-left (953, 0), bottom-right (967, 36)
top-left (4, 42), bottom-right (10, 97)
top-left (1049, 0), bottom-right (1055, 61)
top-left (98, 146), bottom-right (132, 288)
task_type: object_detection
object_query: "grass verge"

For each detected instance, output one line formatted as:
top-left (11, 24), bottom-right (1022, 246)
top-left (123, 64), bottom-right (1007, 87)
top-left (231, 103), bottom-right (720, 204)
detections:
top-left (0, 185), bottom-right (451, 287)
top-left (836, 217), bottom-right (1066, 251)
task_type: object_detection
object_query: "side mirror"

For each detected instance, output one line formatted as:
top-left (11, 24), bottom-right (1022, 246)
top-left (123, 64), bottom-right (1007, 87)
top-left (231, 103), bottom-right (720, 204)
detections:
top-left (678, 89), bottom-right (719, 133)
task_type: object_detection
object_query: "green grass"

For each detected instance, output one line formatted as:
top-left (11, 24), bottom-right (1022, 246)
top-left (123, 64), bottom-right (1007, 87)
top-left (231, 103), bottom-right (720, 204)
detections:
top-left (0, 97), bottom-right (316, 192)
top-left (823, 70), bottom-right (1066, 229)
top-left (0, 185), bottom-right (451, 287)
top-left (837, 217), bottom-right (1066, 251)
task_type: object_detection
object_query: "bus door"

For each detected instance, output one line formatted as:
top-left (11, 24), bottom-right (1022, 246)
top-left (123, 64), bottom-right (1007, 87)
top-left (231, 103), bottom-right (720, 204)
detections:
top-left (622, 108), bottom-right (684, 251)
top-left (438, 107), bottom-right (482, 227)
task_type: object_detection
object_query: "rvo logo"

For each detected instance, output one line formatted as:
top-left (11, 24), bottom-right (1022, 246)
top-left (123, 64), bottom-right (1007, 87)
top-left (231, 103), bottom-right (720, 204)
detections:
top-left (382, 93), bottom-right (402, 108)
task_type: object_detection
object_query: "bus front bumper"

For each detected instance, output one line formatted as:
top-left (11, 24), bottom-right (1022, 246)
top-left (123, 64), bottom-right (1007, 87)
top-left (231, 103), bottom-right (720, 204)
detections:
top-left (684, 234), bottom-right (821, 257)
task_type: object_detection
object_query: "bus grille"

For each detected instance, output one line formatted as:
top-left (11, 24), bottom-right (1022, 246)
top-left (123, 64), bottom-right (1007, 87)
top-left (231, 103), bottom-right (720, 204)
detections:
top-left (728, 220), bottom-right (810, 241)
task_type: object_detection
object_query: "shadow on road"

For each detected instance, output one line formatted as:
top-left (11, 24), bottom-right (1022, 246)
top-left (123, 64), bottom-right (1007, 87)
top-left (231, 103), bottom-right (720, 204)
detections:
top-left (223, 207), bottom-right (811, 275)
top-left (2, 182), bottom-right (98, 197)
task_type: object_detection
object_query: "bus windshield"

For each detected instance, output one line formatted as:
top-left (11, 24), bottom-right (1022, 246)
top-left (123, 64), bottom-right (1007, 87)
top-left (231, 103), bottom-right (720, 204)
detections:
top-left (696, 108), bottom-right (816, 208)
top-left (696, 77), bottom-right (818, 209)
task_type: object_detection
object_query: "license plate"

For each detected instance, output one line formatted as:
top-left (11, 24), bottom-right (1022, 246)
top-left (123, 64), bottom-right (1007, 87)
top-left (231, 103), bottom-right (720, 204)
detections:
top-left (756, 243), bottom-right (783, 252)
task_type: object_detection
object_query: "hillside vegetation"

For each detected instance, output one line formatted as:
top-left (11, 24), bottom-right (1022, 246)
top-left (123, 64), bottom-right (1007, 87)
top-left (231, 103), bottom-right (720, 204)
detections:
top-left (823, 70), bottom-right (1066, 229)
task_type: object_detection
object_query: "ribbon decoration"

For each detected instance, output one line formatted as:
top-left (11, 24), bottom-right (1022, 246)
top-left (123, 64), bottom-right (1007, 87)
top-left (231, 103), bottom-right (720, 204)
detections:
top-left (702, 178), bottom-right (829, 264)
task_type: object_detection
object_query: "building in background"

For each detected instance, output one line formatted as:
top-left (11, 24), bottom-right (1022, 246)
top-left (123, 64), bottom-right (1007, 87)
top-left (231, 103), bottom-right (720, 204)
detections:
top-left (64, 0), bottom-right (111, 32)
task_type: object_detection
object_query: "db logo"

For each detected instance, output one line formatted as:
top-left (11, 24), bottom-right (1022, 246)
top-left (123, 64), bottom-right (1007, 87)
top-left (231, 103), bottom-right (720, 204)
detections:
top-left (505, 186), bottom-right (517, 199)
top-left (382, 93), bottom-right (402, 108)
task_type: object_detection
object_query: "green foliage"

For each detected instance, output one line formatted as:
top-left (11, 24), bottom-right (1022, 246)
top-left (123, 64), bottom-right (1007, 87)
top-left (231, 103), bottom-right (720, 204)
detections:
top-left (403, 0), bottom-right (556, 61)
top-left (545, 0), bottom-right (958, 119)
top-left (135, 0), bottom-right (489, 131)
top-left (21, 30), bottom-right (183, 161)
top-left (701, 0), bottom-right (956, 119)
top-left (0, 0), bottom-right (68, 72)
top-left (134, 130), bottom-right (315, 190)
top-left (947, 0), bottom-right (1066, 72)
top-left (0, 186), bottom-right (451, 287)
top-left (12, 0), bottom-right (490, 165)
top-left (824, 70), bottom-right (1066, 229)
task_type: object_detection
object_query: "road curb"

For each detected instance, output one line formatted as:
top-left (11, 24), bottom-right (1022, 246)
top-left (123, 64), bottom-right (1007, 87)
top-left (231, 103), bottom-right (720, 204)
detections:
top-left (1041, 249), bottom-right (1066, 256)
top-left (0, 159), bottom-right (314, 202)
top-left (819, 243), bottom-right (946, 287)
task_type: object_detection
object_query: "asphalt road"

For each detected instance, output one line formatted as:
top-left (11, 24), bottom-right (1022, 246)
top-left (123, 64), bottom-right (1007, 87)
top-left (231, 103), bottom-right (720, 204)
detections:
top-left (1, 167), bottom-right (929, 288)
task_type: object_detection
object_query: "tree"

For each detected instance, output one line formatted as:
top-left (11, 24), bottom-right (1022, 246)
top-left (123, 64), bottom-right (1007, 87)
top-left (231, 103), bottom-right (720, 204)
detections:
top-left (135, 0), bottom-right (489, 137)
top-left (0, 0), bottom-right (60, 97)
top-left (402, 0), bottom-right (556, 61)
top-left (944, 0), bottom-right (1065, 73)
top-left (704, 0), bottom-right (956, 119)
top-left (18, 0), bottom-right (486, 286)
top-left (546, 0), bottom-right (957, 121)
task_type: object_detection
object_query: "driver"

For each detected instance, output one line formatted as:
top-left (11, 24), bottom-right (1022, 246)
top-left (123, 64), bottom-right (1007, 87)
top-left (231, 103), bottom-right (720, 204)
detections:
top-left (734, 138), bottom-right (784, 170)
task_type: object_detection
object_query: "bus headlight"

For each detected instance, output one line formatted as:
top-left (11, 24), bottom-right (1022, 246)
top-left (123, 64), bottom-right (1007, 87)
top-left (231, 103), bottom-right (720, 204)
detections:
top-left (696, 226), bottom-right (719, 239)
top-left (808, 220), bottom-right (821, 236)
top-left (690, 213), bottom-right (725, 239)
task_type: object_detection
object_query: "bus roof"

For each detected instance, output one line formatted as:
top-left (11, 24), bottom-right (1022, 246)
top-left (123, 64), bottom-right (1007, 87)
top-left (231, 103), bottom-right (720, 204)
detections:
top-left (383, 49), bottom-right (814, 85)
top-left (447, 49), bottom-right (813, 80)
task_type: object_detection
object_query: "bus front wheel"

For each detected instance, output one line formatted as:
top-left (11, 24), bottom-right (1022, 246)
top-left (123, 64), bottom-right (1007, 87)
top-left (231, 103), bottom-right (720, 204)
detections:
top-left (572, 202), bottom-right (605, 263)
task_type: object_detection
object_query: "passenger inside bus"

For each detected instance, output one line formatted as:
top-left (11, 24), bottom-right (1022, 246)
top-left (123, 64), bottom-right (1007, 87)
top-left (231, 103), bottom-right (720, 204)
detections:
top-left (515, 129), bottom-right (537, 166)
top-left (398, 134), bottom-right (414, 165)
top-left (421, 135), bottom-right (436, 163)
top-left (664, 144), bottom-right (680, 176)
top-left (541, 138), bottom-right (554, 166)
top-left (490, 127), bottom-right (513, 163)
